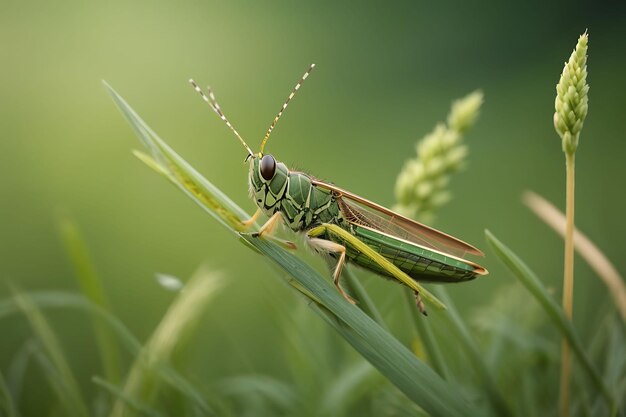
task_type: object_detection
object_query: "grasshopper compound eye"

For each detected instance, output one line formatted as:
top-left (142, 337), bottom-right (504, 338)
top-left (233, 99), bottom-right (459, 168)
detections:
top-left (260, 154), bottom-right (276, 180)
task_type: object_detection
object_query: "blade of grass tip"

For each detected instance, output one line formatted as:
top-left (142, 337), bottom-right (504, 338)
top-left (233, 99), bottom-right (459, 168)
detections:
top-left (343, 267), bottom-right (388, 331)
top-left (133, 150), bottom-right (173, 180)
top-left (485, 229), bottom-right (616, 413)
top-left (103, 82), bottom-right (250, 232)
top-left (243, 235), bottom-right (483, 417)
top-left (0, 371), bottom-right (17, 417)
top-left (93, 376), bottom-right (164, 417)
top-left (11, 288), bottom-right (90, 417)
top-left (58, 217), bottom-right (122, 383)
top-left (402, 288), bottom-right (450, 381)
top-left (432, 287), bottom-right (512, 417)
top-left (523, 191), bottom-right (626, 322)
top-left (110, 268), bottom-right (223, 417)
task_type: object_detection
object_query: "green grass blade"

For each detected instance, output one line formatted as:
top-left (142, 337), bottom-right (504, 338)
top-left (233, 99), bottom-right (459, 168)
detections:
top-left (432, 287), bottom-right (512, 417)
top-left (243, 235), bottom-right (481, 417)
top-left (485, 229), bottom-right (617, 413)
top-left (110, 268), bottom-right (223, 417)
top-left (58, 217), bottom-right (122, 383)
top-left (5, 340), bottom-right (37, 405)
top-left (31, 346), bottom-right (96, 417)
top-left (103, 81), bottom-right (250, 232)
top-left (219, 375), bottom-right (300, 412)
top-left (344, 268), bottom-right (388, 331)
top-left (11, 288), bottom-right (90, 417)
top-left (0, 291), bottom-right (213, 414)
top-left (93, 376), bottom-right (164, 417)
top-left (402, 288), bottom-right (450, 381)
top-left (0, 371), bottom-right (17, 417)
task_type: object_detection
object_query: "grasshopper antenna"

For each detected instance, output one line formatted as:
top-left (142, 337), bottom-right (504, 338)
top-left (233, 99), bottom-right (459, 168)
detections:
top-left (189, 79), bottom-right (254, 157)
top-left (259, 63), bottom-right (316, 154)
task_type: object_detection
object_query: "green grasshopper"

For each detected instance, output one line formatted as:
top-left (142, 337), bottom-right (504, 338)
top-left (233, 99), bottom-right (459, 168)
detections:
top-left (189, 64), bottom-right (487, 315)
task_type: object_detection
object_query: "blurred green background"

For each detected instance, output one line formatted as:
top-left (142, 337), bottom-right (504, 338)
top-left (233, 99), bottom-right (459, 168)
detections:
top-left (1, 0), bottom-right (625, 414)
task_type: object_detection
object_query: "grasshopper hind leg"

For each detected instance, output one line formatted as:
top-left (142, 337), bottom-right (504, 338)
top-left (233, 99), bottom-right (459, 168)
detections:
top-left (307, 223), bottom-right (430, 316)
top-left (307, 237), bottom-right (356, 305)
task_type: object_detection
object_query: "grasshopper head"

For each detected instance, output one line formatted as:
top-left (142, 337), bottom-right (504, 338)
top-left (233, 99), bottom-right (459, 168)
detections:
top-left (248, 153), bottom-right (289, 209)
top-left (189, 64), bottom-right (315, 203)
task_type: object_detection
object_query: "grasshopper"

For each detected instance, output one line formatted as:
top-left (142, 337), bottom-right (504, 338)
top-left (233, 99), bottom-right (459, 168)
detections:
top-left (190, 64), bottom-right (487, 315)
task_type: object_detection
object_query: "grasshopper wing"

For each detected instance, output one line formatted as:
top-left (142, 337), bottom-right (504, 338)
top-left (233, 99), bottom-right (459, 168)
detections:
top-left (310, 179), bottom-right (484, 259)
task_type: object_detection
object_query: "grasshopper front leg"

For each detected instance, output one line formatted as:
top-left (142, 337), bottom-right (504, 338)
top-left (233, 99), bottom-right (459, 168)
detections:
top-left (246, 211), bottom-right (297, 250)
top-left (240, 208), bottom-right (262, 230)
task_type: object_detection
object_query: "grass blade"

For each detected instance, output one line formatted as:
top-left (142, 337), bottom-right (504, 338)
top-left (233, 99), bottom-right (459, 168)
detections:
top-left (244, 235), bottom-right (481, 417)
top-left (110, 268), bottom-right (223, 417)
top-left (402, 288), bottom-right (451, 381)
top-left (344, 268), bottom-right (388, 331)
top-left (219, 375), bottom-right (300, 412)
top-left (11, 288), bottom-right (90, 417)
top-left (58, 217), bottom-right (122, 383)
top-left (103, 81), bottom-right (250, 232)
top-left (485, 229), bottom-right (616, 413)
top-left (432, 287), bottom-right (512, 417)
top-left (0, 291), bottom-right (213, 414)
top-left (0, 371), bottom-right (17, 417)
top-left (93, 376), bottom-right (164, 417)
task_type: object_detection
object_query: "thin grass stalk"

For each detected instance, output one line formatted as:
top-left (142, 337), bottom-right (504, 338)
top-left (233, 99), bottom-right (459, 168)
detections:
top-left (560, 152), bottom-right (575, 417)
top-left (58, 217), bottom-right (122, 383)
top-left (402, 288), bottom-right (450, 381)
top-left (344, 268), bottom-right (388, 331)
top-left (553, 32), bottom-right (589, 416)
top-left (523, 191), bottom-right (626, 322)
top-left (485, 230), bottom-right (616, 414)
top-left (110, 269), bottom-right (223, 417)
top-left (433, 287), bottom-right (512, 417)
top-left (11, 289), bottom-right (90, 417)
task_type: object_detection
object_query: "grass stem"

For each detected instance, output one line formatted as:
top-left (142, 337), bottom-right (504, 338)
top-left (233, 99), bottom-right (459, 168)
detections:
top-left (559, 152), bottom-right (575, 417)
top-left (523, 191), bottom-right (626, 321)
